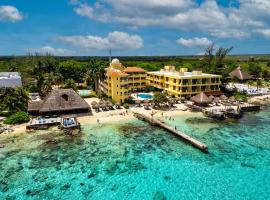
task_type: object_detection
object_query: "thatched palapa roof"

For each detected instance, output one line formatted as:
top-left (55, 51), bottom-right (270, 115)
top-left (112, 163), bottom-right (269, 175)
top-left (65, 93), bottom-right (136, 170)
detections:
top-left (28, 89), bottom-right (90, 114)
top-left (191, 92), bottom-right (212, 104)
top-left (229, 67), bottom-right (253, 81)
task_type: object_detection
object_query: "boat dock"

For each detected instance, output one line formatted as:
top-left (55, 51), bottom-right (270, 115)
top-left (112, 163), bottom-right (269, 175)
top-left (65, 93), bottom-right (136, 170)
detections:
top-left (133, 112), bottom-right (208, 153)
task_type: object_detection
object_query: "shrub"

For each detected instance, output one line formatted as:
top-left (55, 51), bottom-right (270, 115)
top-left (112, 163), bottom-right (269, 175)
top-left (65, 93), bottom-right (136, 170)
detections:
top-left (0, 111), bottom-right (12, 117)
top-left (124, 98), bottom-right (134, 104)
top-left (123, 103), bottom-right (129, 109)
top-left (4, 112), bottom-right (30, 125)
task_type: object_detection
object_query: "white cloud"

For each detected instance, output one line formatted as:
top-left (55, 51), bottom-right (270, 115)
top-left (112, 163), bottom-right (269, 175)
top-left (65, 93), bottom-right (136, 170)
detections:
top-left (176, 37), bottom-right (212, 48)
top-left (257, 29), bottom-right (270, 38)
top-left (27, 46), bottom-right (75, 56)
top-left (71, 0), bottom-right (270, 39)
top-left (57, 31), bottom-right (144, 50)
top-left (0, 5), bottom-right (23, 22)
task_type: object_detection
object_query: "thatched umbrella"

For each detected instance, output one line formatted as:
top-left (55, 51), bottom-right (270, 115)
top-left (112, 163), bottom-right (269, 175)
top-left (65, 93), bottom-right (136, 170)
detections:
top-left (220, 94), bottom-right (228, 101)
top-left (105, 101), bottom-right (111, 107)
top-left (209, 95), bottom-right (214, 101)
top-left (115, 102), bottom-right (121, 109)
top-left (91, 101), bottom-right (97, 106)
top-left (214, 97), bottom-right (220, 101)
top-left (229, 66), bottom-right (253, 81)
top-left (144, 100), bottom-right (150, 104)
top-left (180, 96), bottom-right (186, 103)
top-left (228, 96), bottom-right (236, 102)
top-left (108, 102), bottom-right (114, 108)
top-left (191, 92), bottom-right (211, 105)
top-left (99, 100), bottom-right (105, 104)
top-left (168, 98), bottom-right (175, 105)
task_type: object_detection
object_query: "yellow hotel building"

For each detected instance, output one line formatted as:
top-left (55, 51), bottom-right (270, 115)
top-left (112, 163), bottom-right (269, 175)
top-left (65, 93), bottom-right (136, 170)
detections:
top-left (100, 59), bottom-right (147, 103)
top-left (147, 66), bottom-right (222, 97)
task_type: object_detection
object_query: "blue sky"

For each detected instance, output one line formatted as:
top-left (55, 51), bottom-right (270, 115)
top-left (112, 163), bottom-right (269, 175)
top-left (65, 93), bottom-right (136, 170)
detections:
top-left (0, 0), bottom-right (270, 56)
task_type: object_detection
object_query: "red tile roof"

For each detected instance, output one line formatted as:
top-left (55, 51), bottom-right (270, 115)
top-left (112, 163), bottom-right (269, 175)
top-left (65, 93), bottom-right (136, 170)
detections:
top-left (123, 67), bottom-right (146, 73)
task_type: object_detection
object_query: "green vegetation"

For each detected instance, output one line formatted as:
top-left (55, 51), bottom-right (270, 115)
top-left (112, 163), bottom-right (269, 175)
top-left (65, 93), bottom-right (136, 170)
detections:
top-left (234, 91), bottom-right (248, 102)
top-left (63, 79), bottom-right (78, 91)
top-left (4, 111), bottom-right (30, 125)
top-left (153, 92), bottom-right (167, 105)
top-left (0, 88), bottom-right (29, 113)
top-left (123, 103), bottom-right (130, 109)
top-left (0, 50), bottom-right (269, 106)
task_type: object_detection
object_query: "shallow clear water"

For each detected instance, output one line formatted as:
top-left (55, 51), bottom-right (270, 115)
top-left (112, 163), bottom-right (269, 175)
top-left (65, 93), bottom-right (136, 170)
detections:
top-left (0, 108), bottom-right (270, 200)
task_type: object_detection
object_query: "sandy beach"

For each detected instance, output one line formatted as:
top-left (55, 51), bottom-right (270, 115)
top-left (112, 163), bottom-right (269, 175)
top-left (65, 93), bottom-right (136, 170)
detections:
top-left (2, 94), bottom-right (269, 138)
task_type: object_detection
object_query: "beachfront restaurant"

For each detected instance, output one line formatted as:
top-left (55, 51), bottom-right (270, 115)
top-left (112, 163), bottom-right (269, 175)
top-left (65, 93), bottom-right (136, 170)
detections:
top-left (28, 89), bottom-right (91, 115)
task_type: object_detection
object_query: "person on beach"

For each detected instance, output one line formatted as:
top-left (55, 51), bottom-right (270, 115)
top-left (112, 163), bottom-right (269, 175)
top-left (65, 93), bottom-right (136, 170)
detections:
top-left (97, 119), bottom-right (100, 123)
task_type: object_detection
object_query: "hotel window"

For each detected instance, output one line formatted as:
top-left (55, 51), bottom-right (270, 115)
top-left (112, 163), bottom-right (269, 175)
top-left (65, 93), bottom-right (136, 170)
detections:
top-left (202, 78), bottom-right (206, 84)
top-left (173, 86), bottom-right (176, 90)
top-left (166, 77), bottom-right (169, 82)
top-left (192, 79), bottom-right (197, 85)
top-left (174, 79), bottom-right (176, 83)
top-left (183, 79), bottom-right (188, 85)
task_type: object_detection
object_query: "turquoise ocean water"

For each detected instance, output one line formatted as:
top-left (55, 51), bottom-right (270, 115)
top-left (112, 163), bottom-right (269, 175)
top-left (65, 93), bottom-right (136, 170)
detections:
top-left (0, 107), bottom-right (270, 200)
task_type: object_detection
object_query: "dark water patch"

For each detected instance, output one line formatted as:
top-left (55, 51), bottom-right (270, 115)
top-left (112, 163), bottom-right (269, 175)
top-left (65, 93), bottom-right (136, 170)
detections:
top-left (4, 149), bottom-right (21, 157)
top-left (60, 184), bottom-right (70, 191)
top-left (153, 191), bottom-right (167, 200)
top-left (241, 162), bottom-right (256, 169)
top-left (5, 195), bottom-right (16, 200)
top-left (186, 117), bottom-right (225, 125)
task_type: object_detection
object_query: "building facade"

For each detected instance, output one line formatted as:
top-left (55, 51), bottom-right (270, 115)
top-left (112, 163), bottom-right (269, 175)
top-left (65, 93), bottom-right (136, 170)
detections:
top-left (0, 72), bottom-right (22, 88)
top-left (100, 59), bottom-right (147, 103)
top-left (147, 66), bottom-right (222, 97)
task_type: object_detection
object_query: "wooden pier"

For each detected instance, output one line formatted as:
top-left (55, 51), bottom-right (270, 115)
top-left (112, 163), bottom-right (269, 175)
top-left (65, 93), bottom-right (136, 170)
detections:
top-left (133, 112), bottom-right (208, 153)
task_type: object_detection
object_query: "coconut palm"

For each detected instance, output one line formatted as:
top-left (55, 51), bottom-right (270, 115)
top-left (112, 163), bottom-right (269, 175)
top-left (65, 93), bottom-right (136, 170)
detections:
top-left (86, 58), bottom-right (106, 99)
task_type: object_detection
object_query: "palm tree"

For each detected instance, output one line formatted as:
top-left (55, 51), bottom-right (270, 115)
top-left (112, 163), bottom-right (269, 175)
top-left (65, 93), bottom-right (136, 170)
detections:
top-left (1, 88), bottom-right (29, 112)
top-left (247, 80), bottom-right (253, 88)
top-left (86, 58), bottom-right (100, 92)
top-left (86, 58), bottom-right (106, 98)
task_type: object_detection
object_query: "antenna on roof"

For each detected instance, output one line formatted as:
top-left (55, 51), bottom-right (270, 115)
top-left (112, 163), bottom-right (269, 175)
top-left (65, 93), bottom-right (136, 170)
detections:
top-left (109, 48), bottom-right (112, 64)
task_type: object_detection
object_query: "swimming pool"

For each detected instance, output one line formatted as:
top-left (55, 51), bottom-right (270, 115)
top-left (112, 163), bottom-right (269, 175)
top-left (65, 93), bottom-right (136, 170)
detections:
top-left (137, 93), bottom-right (153, 100)
top-left (78, 90), bottom-right (91, 96)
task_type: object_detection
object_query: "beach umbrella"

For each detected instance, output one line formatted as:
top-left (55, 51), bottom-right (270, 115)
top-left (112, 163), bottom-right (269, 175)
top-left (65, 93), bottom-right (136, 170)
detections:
top-left (214, 97), bottom-right (220, 101)
top-left (228, 96), bottom-right (236, 102)
top-left (168, 99), bottom-right (175, 105)
top-left (108, 102), bottom-right (114, 107)
top-left (135, 100), bottom-right (141, 104)
top-left (99, 100), bottom-right (105, 104)
top-left (115, 102), bottom-right (121, 108)
top-left (190, 92), bottom-right (211, 105)
top-left (220, 94), bottom-right (228, 101)
top-left (180, 97), bottom-right (186, 102)
top-left (209, 95), bottom-right (214, 100)
top-left (91, 101), bottom-right (98, 106)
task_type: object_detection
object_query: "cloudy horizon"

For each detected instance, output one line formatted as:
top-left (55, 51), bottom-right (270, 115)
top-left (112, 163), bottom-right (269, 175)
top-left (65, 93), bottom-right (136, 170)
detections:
top-left (1, 0), bottom-right (270, 56)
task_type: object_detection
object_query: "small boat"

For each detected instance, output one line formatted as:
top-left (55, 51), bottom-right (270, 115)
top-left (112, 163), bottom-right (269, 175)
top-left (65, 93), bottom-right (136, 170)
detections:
top-left (203, 110), bottom-right (226, 120)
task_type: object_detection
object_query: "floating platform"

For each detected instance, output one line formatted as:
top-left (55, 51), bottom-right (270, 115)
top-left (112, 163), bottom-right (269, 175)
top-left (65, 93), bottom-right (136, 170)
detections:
top-left (133, 112), bottom-right (208, 153)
